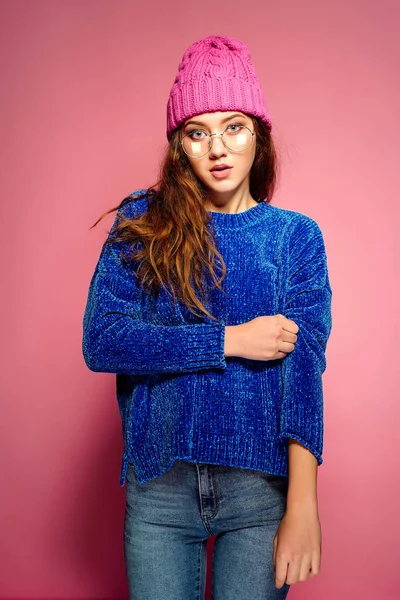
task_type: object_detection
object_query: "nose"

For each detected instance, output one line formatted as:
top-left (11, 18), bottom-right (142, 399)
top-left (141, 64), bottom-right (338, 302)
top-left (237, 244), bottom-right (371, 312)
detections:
top-left (209, 134), bottom-right (227, 158)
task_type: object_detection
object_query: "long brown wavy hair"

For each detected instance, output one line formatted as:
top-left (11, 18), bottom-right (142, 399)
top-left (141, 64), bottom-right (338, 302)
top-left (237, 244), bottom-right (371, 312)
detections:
top-left (90, 115), bottom-right (280, 321)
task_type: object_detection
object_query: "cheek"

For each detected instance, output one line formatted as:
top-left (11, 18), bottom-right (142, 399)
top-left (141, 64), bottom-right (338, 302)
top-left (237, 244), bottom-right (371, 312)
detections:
top-left (188, 159), bottom-right (207, 178)
top-left (248, 145), bottom-right (257, 168)
top-left (238, 150), bottom-right (255, 171)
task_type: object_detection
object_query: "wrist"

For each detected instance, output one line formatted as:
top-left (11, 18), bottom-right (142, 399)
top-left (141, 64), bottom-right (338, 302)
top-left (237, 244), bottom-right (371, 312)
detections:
top-left (224, 325), bottom-right (241, 357)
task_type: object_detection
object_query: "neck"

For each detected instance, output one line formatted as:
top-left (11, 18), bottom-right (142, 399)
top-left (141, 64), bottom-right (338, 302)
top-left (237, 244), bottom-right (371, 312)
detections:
top-left (204, 182), bottom-right (257, 214)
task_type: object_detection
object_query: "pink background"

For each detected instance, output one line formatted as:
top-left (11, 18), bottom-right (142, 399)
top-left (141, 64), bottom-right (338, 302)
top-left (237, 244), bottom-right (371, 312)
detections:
top-left (1, 0), bottom-right (399, 598)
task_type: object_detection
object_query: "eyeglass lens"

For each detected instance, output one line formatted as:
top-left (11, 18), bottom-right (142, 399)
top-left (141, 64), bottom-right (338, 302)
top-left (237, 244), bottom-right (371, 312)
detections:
top-left (182, 126), bottom-right (253, 157)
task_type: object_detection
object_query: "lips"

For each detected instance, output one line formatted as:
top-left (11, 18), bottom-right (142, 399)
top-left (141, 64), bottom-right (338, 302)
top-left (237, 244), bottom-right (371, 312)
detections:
top-left (210, 164), bottom-right (232, 172)
top-left (210, 165), bottom-right (233, 180)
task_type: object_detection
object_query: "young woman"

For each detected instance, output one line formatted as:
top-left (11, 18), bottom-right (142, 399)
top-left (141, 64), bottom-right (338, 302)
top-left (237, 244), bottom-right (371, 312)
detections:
top-left (82, 35), bottom-right (332, 600)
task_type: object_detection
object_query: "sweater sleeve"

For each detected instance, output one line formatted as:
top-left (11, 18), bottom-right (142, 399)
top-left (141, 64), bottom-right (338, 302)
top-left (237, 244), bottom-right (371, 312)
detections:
top-left (82, 204), bottom-right (227, 376)
top-left (278, 216), bottom-right (333, 466)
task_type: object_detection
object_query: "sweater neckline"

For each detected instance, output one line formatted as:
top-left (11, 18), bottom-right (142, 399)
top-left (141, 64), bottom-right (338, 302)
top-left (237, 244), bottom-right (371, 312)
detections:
top-left (207, 200), bottom-right (270, 229)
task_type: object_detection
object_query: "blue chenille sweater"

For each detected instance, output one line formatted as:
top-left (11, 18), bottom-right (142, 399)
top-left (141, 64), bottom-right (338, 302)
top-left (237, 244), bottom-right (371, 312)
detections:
top-left (82, 189), bottom-right (333, 486)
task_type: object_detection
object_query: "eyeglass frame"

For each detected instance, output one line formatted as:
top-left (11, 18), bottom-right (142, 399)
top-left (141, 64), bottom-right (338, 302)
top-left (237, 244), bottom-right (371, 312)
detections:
top-left (179, 124), bottom-right (255, 159)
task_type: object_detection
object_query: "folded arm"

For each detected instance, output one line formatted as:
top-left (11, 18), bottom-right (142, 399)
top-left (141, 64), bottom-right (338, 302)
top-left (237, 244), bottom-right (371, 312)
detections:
top-left (82, 202), bottom-right (226, 375)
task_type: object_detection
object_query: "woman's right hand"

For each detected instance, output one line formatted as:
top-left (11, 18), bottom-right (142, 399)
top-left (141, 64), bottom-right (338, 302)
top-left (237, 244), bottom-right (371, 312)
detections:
top-left (224, 315), bottom-right (299, 361)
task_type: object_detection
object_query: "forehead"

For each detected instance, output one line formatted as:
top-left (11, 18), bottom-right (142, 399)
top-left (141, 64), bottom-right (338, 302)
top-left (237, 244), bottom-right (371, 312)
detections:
top-left (183, 111), bottom-right (250, 126)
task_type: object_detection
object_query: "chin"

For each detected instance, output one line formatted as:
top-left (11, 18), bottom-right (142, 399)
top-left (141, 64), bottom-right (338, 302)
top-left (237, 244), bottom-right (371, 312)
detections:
top-left (206, 183), bottom-right (237, 194)
top-left (207, 179), bottom-right (243, 190)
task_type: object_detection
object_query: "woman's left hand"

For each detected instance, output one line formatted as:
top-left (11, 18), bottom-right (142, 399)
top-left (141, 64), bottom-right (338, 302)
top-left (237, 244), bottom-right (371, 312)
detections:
top-left (273, 504), bottom-right (322, 589)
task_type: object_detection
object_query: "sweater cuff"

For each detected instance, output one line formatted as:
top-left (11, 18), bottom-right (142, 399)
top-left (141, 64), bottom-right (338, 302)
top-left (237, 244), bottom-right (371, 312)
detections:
top-left (176, 322), bottom-right (227, 371)
top-left (279, 432), bottom-right (323, 466)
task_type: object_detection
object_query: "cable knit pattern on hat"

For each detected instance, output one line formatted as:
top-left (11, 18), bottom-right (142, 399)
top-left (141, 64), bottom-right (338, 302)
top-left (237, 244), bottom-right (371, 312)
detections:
top-left (82, 191), bottom-right (333, 486)
top-left (166, 35), bottom-right (272, 140)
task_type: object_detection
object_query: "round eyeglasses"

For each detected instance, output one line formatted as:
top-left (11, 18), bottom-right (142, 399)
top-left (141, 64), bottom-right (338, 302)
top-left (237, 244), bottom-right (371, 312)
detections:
top-left (180, 123), bottom-right (255, 158)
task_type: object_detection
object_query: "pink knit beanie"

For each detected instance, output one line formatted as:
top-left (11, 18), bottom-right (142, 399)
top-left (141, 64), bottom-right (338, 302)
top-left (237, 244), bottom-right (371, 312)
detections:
top-left (166, 35), bottom-right (272, 141)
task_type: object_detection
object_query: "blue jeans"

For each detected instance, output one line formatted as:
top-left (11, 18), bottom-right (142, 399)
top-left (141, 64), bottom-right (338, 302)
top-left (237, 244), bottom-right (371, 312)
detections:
top-left (123, 459), bottom-right (291, 599)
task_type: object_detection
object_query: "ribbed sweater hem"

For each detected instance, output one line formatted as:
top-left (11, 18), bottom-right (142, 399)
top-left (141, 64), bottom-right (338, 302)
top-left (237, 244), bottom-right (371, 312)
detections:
top-left (119, 433), bottom-right (289, 486)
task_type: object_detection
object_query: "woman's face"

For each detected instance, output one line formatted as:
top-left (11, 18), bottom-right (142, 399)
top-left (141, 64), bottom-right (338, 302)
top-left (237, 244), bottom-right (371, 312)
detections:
top-left (180, 111), bottom-right (256, 197)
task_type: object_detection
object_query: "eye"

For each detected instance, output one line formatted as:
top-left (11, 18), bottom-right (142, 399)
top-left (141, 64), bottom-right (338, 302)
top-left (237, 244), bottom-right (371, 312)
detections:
top-left (226, 123), bottom-right (244, 132)
top-left (187, 129), bottom-right (207, 140)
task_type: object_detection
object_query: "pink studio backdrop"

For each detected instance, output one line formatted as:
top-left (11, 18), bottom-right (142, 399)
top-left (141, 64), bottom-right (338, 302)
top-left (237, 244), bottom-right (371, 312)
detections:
top-left (1, 0), bottom-right (398, 599)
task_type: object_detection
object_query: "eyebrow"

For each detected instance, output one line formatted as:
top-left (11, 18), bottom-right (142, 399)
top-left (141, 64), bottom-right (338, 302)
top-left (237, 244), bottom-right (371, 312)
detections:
top-left (183, 113), bottom-right (248, 128)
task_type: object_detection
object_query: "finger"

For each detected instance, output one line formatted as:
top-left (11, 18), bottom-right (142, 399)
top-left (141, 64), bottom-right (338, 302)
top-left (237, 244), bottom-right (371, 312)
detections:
top-left (280, 317), bottom-right (299, 334)
top-left (299, 557), bottom-right (312, 581)
top-left (275, 555), bottom-right (289, 589)
top-left (286, 555), bottom-right (301, 585)
top-left (311, 550), bottom-right (321, 576)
